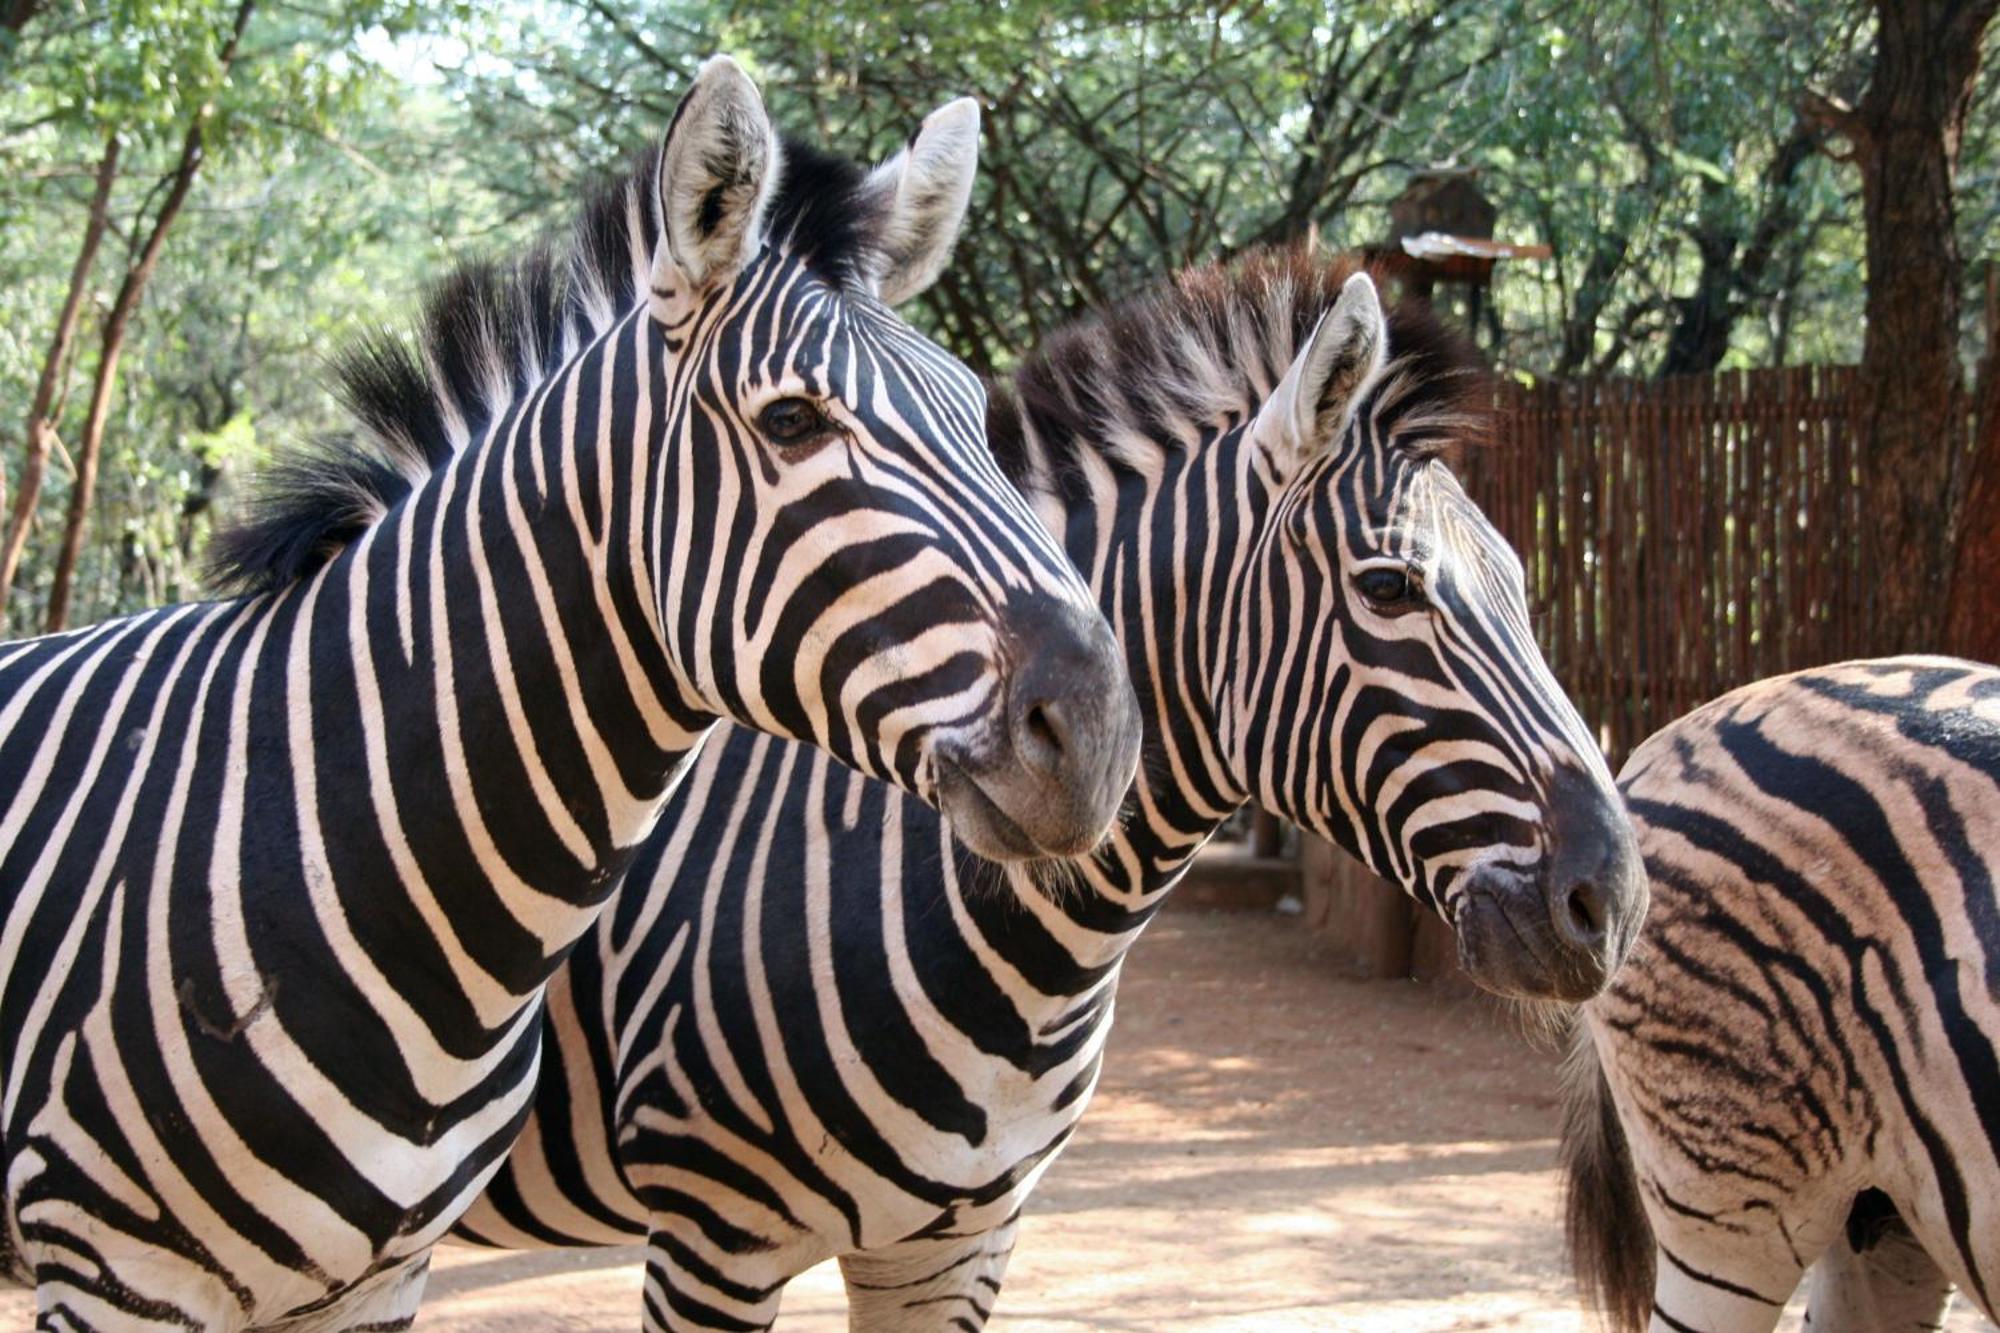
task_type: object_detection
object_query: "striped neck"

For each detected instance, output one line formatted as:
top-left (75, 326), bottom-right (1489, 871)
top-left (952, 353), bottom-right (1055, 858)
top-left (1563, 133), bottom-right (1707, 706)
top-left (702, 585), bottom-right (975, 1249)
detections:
top-left (986, 395), bottom-right (1265, 961)
top-left (306, 305), bottom-right (708, 1021)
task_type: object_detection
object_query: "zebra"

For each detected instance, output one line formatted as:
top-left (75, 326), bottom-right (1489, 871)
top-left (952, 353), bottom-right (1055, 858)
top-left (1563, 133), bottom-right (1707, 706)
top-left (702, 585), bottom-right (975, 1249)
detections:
top-left (452, 249), bottom-right (1649, 1330)
top-left (0, 57), bottom-right (1142, 1331)
top-left (1563, 656), bottom-right (2000, 1332)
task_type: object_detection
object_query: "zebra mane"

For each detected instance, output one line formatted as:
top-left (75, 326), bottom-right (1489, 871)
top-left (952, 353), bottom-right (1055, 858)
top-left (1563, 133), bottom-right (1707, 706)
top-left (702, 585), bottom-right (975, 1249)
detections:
top-left (986, 247), bottom-right (1493, 493)
top-left (209, 136), bottom-right (882, 595)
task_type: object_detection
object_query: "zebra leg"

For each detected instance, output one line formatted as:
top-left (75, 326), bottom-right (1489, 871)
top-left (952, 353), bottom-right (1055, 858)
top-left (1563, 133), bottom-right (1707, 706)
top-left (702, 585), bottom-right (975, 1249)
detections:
top-left (259, 1255), bottom-right (431, 1332)
top-left (837, 1213), bottom-right (1020, 1332)
top-left (639, 1219), bottom-right (826, 1333)
top-left (1646, 1211), bottom-right (1813, 1333)
top-left (1803, 1193), bottom-right (1956, 1333)
top-left (1613, 1071), bottom-right (1854, 1333)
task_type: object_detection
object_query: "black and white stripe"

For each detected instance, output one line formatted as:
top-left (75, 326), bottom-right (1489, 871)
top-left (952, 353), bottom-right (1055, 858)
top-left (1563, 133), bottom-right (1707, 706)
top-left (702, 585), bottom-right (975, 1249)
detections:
top-left (1564, 655), bottom-right (2000, 1332)
top-left (0, 59), bottom-right (1135, 1332)
top-left (455, 252), bottom-right (1645, 1330)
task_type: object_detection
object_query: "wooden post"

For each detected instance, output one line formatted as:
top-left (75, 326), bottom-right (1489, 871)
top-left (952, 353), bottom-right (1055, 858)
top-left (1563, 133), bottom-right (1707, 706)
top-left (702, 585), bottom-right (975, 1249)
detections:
top-left (1297, 835), bottom-right (1417, 979)
top-left (1249, 809), bottom-right (1283, 859)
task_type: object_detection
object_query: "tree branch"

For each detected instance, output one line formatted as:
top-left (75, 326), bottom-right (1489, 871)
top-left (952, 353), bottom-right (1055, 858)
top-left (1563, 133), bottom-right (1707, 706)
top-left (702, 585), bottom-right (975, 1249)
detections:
top-left (45, 0), bottom-right (255, 631)
top-left (0, 132), bottom-right (120, 627)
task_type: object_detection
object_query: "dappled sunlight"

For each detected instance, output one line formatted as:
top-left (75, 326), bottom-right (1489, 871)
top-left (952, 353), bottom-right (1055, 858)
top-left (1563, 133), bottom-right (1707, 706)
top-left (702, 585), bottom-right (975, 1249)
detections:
top-left (49, 909), bottom-right (1947, 1331)
top-left (0, 910), bottom-right (1982, 1329)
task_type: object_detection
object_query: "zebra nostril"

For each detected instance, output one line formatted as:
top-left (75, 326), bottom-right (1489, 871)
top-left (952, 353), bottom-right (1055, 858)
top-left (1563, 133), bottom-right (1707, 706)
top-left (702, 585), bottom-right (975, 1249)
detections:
top-left (1542, 764), bottom-right (1641, 963)
top-left (976, 596), bottom-right (1141, 859)
top-left (1019, 698), bottom-right (1068, 766)
top-left (1560, 879), bottom-right (1607, 949)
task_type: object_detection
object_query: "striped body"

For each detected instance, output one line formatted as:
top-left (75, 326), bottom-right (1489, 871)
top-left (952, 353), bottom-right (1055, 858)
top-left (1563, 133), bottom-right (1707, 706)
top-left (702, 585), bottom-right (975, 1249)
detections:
top-left (0, 66), bottom-right (1134, 1332)
top-left (458, 253), bottom-right (1646, 1331)
top-left (1565, 656), bottom-right (2000, 1332)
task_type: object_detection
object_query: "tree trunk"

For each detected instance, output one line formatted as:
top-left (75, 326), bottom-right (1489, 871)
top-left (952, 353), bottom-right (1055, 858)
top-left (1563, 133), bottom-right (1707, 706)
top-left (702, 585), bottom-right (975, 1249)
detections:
top-left (0, 133), bottom-right (119, 632)
top-left (1656, 215), bottom-right (1737, 378)
top-left (44, 138), bottom-right (202, 633)
top-left (1944, 267), bottom-right (2000, 661)
top-left (43, 0), bottom-right (253, 632)
top-left (1835, 0), bottom-right (1998, 652)
top-left (1557, 235), bottom-right (1628, 378)
top-left (1656, 117), bottom-right (1825, 379)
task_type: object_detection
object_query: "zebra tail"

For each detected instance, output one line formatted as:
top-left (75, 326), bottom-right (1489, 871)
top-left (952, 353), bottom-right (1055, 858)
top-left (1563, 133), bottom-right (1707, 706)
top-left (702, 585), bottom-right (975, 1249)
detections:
top-left (1560, 1016), bottom-right (1654, 1333)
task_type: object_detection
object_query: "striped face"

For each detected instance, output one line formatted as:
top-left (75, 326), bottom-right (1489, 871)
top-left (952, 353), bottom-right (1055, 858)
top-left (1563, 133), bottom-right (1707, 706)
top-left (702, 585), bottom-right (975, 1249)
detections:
top-left (1232, 275), bottom-right (1644, 1001)
top-left (641, 62), bottom-right (1139, 862)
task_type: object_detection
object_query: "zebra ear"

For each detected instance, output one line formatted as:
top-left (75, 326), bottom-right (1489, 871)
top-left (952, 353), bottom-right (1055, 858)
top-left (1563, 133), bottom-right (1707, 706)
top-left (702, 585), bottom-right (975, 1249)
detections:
top-left (857, 97), bottom-right (981, 306)
top-left (1250, 272), bottom-right (1388, 480)
top-left (651, 55), bottom-right (780, 313)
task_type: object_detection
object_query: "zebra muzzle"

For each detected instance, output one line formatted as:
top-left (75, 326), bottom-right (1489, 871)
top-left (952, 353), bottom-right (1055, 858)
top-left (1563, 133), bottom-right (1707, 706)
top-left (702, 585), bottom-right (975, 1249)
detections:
top-left (934, 599), bottom-right (1142, 862)
top-left (1452, 767), bottom-right (1646, 1002)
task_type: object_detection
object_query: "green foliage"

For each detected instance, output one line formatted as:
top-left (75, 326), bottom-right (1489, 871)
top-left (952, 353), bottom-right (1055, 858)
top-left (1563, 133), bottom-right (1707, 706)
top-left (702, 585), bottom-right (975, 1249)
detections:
top-left (0, 0), bottom-right (477, 627)
top-left (0, 0), bottom-right (1993, 630)
top-left (435, 0), bottom-right (1983, 379)
top-left (445, 0), bottom-right (1490, 368)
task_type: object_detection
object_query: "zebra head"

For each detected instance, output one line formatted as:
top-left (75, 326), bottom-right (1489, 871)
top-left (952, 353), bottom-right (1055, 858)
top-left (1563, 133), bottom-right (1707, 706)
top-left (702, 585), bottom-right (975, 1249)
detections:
top-left (1230, 272), bottom-right (1643, 1001)
top-left (641, 59), bottom-right (1140, 860)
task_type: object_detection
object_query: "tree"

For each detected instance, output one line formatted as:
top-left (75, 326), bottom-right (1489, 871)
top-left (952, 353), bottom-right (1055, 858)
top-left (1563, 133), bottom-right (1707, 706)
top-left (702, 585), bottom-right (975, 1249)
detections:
top-left (0, 0), bottom-right (446, 630)
top-left (1653, 112), bottom-right (1836, 377)
top-left (0, 135), bottom-right (118, 614)
top-left (1419, 0), bottom-right (1872, 379)
top-left (442, 0), bottom-right (1505, 372)
top-left (1808, 0), bottom-right (1999, 652)
top-left (397, 0), bottom-right (1974, 385)
top-left (1946, 266), bottom-right (2000, 661)
top-left (41, 0), bottom-right (253, 632)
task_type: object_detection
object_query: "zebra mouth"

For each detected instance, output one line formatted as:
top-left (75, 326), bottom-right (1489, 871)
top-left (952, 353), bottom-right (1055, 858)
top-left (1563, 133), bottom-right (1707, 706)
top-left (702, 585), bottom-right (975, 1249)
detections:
top-left (1448, 768), bottom-right (1643, 1003)
top-left (1454, 872), bottom-right (1612, 1003)
top-left (934, 755), bottom-right (1050, 861)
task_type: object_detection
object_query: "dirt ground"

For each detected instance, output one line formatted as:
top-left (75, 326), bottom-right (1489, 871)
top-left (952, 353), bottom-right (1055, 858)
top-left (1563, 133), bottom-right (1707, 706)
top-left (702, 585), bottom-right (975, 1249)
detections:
top-left (412, 909), bottom-right (1997, 1332)
top-left (4, 910), bottom-right (1993, 1329)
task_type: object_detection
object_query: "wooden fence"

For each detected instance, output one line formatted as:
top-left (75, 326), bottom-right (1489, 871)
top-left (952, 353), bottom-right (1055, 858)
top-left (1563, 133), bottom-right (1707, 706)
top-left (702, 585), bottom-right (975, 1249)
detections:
top-left (1458, 365), bottom-right (1977, 765)
top-left (1296, 364), bottom-right (1986, 983)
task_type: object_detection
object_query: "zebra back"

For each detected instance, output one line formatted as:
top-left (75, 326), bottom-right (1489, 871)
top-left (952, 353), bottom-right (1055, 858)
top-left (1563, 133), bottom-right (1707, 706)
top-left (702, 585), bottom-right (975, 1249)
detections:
top-left (1571, 655), bottom-right (2000, 1329)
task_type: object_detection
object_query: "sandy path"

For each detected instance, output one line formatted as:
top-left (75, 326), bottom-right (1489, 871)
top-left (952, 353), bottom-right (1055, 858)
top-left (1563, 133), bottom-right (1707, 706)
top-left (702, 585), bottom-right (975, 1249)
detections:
top-left (4, 910), bottom-right (1991, 1329)
top-left (411, 910), bottom-right (2000, 1330)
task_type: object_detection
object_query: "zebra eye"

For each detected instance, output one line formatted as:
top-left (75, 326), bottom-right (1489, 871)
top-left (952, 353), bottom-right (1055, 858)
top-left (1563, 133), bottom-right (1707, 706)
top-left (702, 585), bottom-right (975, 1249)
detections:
top-left (1353, 565), bottom-right (1423, 612)
top-left (757, 397), bottom-right (832, 449)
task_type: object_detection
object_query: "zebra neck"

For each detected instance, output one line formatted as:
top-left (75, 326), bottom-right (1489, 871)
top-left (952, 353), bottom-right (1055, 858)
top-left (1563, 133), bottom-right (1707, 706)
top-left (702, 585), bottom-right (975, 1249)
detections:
top-left (996, 418), bottom-right (1260, 965)
top-left (308, 310), bottom-right (715, 1013)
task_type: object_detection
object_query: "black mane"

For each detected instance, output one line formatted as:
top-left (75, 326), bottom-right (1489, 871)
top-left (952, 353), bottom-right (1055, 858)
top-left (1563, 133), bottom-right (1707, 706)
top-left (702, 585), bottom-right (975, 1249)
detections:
top-left (209, 136), bottom-right (880, 595)
top-left (985, 247), bottom-right (1493, 493)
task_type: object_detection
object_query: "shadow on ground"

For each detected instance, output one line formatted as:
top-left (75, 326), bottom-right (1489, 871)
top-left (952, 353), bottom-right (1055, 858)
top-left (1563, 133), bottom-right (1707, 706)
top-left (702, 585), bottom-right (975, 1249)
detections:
top-left (406, 911), bottom-right (1993, 1331)
top-left (0, 911), bottom-right (1988, 1330)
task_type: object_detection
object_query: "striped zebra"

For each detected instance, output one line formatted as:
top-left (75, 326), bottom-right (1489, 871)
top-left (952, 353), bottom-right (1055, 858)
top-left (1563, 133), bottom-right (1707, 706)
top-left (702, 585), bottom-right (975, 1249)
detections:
top-left (1564, 656), bottom-right (2000, 1332)
top-left (453, 251), bottom-right (1649, 1330)
top-left (0, 59), bottom-right (1141, 1331)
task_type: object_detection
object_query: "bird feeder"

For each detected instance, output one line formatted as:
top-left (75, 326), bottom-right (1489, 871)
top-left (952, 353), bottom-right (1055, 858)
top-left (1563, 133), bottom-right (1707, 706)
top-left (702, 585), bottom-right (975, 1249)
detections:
top-left (1361, 168), bottom-right (1549, 342)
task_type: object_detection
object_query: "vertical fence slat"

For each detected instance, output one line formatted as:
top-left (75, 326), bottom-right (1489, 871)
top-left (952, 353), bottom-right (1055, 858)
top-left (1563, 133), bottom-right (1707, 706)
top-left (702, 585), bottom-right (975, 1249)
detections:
top-left (1466, 363), bottom-right (1874, 770)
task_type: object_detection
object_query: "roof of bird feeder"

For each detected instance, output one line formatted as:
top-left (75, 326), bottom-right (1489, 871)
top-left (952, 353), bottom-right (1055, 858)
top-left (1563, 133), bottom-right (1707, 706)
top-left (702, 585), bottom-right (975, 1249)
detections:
top-left (1362, 169), bottom-right (1550, 287)
top-left (1389, 168), bottom-right (1498, 242)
